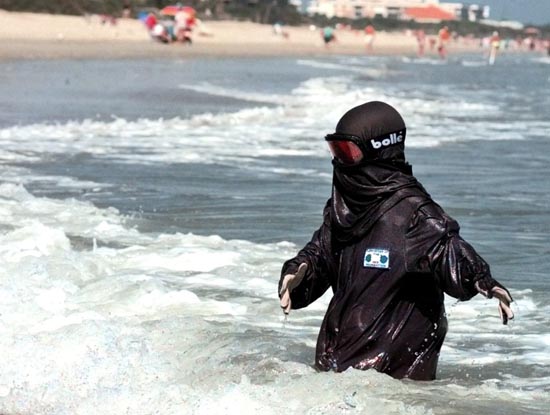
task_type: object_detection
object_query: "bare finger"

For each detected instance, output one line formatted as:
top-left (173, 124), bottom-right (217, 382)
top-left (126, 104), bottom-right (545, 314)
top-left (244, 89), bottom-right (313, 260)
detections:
top-left (280, 290), bottom-right (290, 311)
top-left (279, 274), bottom-right (292, 296)
top-left (498, 302), bottom-right (514, 324)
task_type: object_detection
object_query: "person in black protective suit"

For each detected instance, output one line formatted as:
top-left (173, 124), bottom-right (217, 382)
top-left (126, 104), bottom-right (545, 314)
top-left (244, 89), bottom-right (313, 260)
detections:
top-left (278, 101), bottom-right (514, 381)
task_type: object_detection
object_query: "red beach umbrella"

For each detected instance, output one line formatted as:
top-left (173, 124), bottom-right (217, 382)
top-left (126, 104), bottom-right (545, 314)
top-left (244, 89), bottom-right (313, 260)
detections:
top-left (160, 5), bottom-right (196, 17)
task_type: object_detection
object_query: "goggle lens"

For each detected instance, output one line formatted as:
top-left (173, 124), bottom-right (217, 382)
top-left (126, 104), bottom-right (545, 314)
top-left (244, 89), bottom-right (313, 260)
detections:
top-left (327, 140), bottom-right (364, 164)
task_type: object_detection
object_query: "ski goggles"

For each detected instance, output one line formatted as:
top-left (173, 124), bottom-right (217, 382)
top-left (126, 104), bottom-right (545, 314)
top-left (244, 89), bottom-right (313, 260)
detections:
top-left (325, 133), bottom-right (365, 165)
top-left (325, 129), bottom-right (406, 165)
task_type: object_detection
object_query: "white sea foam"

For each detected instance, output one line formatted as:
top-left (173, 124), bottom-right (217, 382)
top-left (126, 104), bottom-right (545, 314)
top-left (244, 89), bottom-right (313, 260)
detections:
top-left (460, 59), bottom-right (490, 67)
top-left (402, 56), bottom-right (447, 65)
top-left (178, 82), bottom-right (290, 105)
top-left (532, 56), bottom-right (550, 65)
top-left (0, 184), bottom-right (548, 414)
top-left (2, 70), bottom-right (547, 186)
top-left (297, 58), bottom-right (393, 77)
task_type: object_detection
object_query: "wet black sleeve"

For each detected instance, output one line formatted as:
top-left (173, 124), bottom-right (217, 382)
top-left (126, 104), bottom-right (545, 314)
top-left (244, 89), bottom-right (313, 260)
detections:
top-left (279, 207), bottom-right (335, 310)
top-left (405, 202), bottom-right (497, 301)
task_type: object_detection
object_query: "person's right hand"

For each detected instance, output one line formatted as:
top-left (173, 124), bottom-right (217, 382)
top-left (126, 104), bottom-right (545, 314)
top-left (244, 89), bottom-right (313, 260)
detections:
top-left (279, 263), bottom-right (308, 315)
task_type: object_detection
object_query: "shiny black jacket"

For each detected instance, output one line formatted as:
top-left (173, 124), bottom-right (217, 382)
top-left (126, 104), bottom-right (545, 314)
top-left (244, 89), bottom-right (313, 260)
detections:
top-left (280, 193), bottom-right (496, 380)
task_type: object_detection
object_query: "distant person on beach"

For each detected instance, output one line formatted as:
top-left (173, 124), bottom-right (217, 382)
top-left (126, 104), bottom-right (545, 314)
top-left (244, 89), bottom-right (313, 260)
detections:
top-left (122, 0), bottom-right (132, 18)
top-left (428, 36), bottom-right (437, 52)
top-left (175, 8), bottom-right (193, 44)
top-left (322, 26), bottom-right (335, 48)
top-left (278, 101), bottom-right (514, 380)
top-left (415, 29), bottom-right (426, 57)
top-left (489, 31), bottom-right (501, 65)
top-left (100, 14), bottom-right (117, 26)
top-left (144, 12), bottom-right (157, 32)
top-left (151, 23), bottom-right (171, 44)
top-left (273, 22), bottom-right (289, 39)
top-left (437, 25), bottom-right (450, 59)
top-left (364, 24), bottom-right (376, 52)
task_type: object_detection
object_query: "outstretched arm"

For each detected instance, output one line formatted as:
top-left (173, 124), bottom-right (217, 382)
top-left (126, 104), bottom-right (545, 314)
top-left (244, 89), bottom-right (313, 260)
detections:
top-left (406, 202), bottom-right (514, 324)
top-left (279, 215), bottom-right (335, 314)
top-left (434, 234), bottom-right (514, 324)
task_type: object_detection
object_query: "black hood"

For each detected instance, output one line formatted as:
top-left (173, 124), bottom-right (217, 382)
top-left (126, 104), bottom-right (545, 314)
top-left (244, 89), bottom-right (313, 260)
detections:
top-left (335, 101), bottom-right (407, 162)
top-left (329, 101), bottom-right (428, 243)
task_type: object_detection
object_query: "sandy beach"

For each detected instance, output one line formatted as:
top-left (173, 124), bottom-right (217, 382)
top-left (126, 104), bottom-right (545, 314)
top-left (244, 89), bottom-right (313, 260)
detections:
top-left (0, 10), bottom-right (483, 60)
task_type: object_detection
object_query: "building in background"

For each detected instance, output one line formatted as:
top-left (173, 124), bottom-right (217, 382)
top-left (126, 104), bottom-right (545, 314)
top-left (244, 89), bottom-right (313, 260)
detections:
top-left (306, 0), bottom-right (490, 23)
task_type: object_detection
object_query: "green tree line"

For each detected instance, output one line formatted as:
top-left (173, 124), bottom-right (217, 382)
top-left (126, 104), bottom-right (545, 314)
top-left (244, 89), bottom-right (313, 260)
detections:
top-left (0, 0), bottom-right (303, 24)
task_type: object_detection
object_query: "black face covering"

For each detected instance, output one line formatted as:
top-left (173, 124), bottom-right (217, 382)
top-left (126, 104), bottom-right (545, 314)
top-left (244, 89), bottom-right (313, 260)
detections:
top-left (328, 101), bottom-right (428, 243)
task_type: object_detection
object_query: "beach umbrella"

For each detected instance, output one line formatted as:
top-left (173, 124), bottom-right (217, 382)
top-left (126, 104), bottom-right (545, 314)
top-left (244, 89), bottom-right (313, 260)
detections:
top-left (160, 5), bottom-right (196, 17)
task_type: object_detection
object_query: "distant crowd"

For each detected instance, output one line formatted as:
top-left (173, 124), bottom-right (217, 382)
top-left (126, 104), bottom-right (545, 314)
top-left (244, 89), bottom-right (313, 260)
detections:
top-left (126, 5), bottom-right (550, 59)
top-left (317, 22), bottom-right (550, 61)
top-left (141, 6), bottom-right (197, 45)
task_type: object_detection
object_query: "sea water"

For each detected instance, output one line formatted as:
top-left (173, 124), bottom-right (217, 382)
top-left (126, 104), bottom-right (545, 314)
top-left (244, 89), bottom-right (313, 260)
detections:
top-left (0, 53), bottom-right (549, 414)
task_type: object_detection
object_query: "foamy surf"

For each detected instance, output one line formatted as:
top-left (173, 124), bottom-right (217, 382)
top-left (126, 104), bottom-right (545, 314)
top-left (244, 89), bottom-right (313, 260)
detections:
top-left (1, 70), bottom-right (545, 173)
top-left (0, 182), bottom-right (548, 414)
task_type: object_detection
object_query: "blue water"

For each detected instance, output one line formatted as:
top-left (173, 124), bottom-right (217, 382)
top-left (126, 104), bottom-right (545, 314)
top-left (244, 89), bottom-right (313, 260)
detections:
top-left (0, 52), bottom-right (549, 414)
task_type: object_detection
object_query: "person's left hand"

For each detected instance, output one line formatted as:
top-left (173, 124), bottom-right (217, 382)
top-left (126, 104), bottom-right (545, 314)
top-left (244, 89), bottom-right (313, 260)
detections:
top-left (490, 286), bottom-right (514, 325)
top-left (475, 281), bottom-right (514, 325)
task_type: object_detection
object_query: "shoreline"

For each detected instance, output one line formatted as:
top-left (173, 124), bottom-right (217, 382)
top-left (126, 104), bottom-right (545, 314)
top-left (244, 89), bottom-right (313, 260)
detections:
top-left (0, 10), bottom-right (486, 61)
top-left (0, 39), bottom-right (433, 61)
